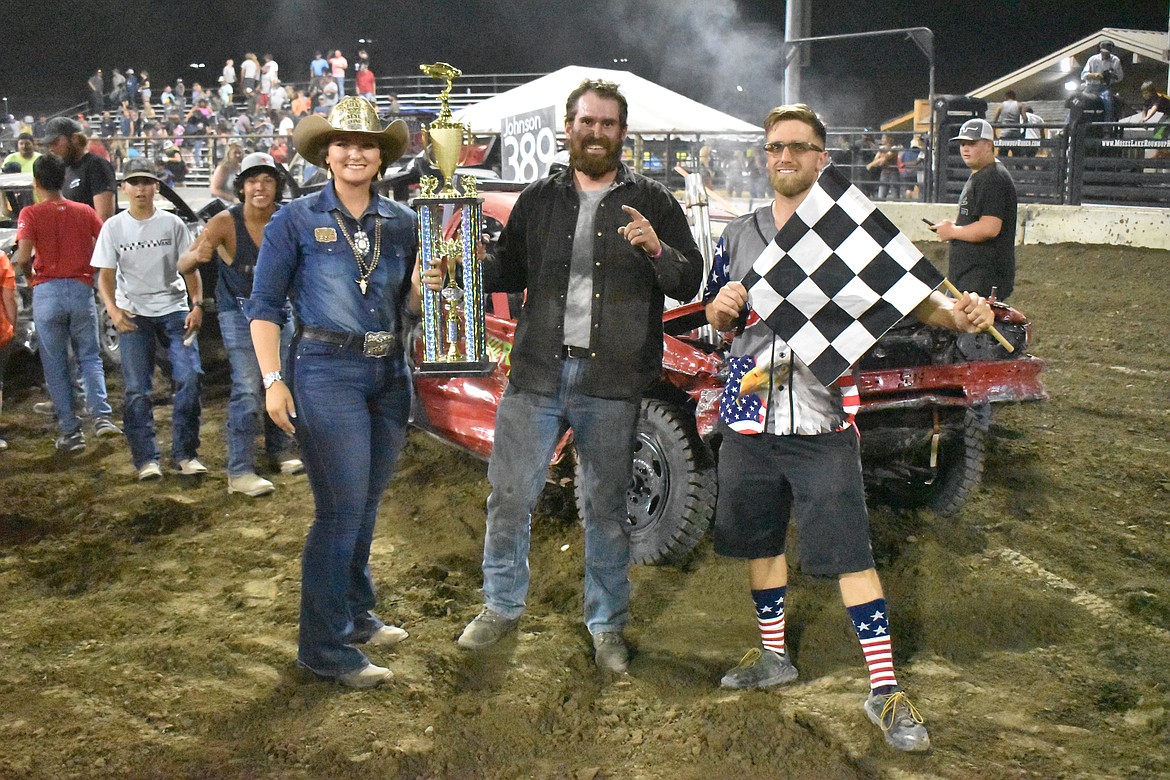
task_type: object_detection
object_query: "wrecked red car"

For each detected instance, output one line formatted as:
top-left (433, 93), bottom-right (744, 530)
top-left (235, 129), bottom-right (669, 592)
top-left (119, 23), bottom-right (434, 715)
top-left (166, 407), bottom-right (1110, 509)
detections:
top-left (409, 187), bottom-right (1047, 565)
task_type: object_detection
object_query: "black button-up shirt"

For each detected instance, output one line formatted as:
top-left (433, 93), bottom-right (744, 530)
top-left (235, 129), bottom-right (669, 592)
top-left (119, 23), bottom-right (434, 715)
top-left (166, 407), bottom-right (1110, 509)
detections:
top-left (486, 163), bottom-right (704, 400)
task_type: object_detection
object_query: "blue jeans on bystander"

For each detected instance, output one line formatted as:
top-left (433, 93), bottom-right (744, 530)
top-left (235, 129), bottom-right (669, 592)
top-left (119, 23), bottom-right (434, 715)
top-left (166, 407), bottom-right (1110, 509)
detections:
top-left (117, 310), bottom-right (202, 469)
top-left (219, 302), bottom-right (294, 476)
top-left (481, 357), bottom-right (638, 635)
top-left (32, 279), bottom-right (113, 436)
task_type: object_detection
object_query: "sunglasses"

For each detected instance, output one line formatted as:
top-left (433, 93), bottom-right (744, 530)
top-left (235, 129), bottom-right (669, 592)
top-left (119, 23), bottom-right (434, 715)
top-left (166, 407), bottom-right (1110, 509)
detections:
top-left (763, 141), bottom-right (825, 155)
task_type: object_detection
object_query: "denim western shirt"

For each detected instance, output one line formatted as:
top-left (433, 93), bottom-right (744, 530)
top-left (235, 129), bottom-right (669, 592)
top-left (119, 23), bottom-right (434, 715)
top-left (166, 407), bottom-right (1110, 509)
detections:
top-left (246, 182), bottom-right (417, 338)
top-left (486, 163), bottom-right (704, 400)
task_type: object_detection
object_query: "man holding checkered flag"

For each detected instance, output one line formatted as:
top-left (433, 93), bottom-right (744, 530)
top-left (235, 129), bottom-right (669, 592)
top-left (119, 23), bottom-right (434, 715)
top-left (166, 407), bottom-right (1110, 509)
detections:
top-left (703, 104), bottom-right (994, 753)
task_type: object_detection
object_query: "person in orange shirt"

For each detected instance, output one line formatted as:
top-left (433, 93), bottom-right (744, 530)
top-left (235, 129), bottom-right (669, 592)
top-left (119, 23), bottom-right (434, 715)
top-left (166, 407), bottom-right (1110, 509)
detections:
top-left (0, 249), bottom-right (17, 451)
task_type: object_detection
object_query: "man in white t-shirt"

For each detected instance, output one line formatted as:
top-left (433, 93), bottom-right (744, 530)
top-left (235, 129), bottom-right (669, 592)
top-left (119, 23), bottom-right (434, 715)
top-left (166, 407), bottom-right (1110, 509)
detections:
top-left (92, 160), bottom-right (206, 481)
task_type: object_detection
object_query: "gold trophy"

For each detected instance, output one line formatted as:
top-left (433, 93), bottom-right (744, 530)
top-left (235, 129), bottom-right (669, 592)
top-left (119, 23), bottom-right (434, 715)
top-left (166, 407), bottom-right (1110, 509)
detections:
top-left (414, 62), bottom-right (493, 376)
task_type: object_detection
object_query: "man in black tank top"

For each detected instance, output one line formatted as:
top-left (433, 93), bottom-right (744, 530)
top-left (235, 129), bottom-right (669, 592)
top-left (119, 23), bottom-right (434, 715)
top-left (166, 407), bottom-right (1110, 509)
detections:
top-left (178, 152), bottom-right (302, 496)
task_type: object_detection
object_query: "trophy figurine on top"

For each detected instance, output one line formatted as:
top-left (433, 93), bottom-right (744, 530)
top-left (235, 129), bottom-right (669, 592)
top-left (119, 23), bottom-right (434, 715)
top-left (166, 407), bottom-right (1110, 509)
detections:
top-left (414, 61), bottom-right (493, 376)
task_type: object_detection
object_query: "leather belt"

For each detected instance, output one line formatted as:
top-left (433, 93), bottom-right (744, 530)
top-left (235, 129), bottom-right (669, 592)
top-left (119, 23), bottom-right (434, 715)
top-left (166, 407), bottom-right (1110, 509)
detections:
top-left (561, 345), bottom-right (592, 359)
top-left (301, 325), bottom-right (401, 358)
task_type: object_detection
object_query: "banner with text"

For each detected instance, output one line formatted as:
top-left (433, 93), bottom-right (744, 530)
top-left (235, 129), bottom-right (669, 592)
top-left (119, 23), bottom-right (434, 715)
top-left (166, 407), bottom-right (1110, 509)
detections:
top-left (501, 107), bottom-right (557, 182)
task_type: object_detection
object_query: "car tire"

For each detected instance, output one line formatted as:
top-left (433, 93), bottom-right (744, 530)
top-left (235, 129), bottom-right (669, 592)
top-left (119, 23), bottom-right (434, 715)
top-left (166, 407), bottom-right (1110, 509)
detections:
top-left (574, 399), bottom-right (716, 566)
top-left (865, 404), bottom-right (990, 516)
top-left (926, 404), bottom-right (990, 517)
top-left (95, 296), bottom-right (120, 366)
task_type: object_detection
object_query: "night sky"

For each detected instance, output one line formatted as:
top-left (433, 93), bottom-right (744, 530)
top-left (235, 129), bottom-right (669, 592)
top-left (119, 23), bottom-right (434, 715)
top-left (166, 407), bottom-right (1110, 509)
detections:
top-left (3, 1), bottom-right (1168, 128)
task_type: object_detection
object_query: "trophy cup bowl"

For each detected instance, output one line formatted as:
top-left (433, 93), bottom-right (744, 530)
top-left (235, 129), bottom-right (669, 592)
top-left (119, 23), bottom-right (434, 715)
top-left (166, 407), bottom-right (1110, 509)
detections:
top-left (413, 63), bottom-right (494, 378)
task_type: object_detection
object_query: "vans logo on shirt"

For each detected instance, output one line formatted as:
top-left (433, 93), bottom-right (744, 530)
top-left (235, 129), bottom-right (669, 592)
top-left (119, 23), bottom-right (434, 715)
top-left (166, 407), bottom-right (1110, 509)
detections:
top-left (117, 237), bottom-right (173, 252)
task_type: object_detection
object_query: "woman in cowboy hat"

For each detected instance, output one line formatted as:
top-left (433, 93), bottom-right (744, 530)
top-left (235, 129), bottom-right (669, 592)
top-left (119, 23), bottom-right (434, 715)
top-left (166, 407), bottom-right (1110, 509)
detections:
top-left (247, 96), bottom-right (421, 688)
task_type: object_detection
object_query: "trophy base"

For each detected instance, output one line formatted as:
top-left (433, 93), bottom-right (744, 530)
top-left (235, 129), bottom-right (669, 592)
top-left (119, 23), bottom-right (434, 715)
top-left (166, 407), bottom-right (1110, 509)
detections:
top-left (414, 359), bottom-right (496, 378)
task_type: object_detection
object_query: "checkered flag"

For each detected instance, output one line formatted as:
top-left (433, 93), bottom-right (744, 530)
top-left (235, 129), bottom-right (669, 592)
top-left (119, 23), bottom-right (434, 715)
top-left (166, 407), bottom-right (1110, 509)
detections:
top-left (740, 164), bottom-right (943, 386)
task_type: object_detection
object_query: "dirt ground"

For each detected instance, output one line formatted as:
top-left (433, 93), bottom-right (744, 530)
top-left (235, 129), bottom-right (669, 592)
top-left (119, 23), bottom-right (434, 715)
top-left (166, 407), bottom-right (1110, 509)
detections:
top-left (1, 242), bottom-right (1168, 780)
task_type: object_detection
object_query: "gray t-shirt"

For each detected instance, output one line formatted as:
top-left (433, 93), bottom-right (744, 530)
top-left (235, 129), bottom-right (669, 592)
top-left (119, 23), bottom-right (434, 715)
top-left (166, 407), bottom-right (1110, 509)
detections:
top-left (563, 186), bottom-right (610, 347)
top-left (91, 208), bottom-right (193, 316)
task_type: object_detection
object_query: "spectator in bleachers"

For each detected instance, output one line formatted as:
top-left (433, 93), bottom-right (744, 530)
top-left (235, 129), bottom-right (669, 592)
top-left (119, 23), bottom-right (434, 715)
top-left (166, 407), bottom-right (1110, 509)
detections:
top-left (993, 90), bottom-right (1022, 140)
top-left (126, 69), bottom-right (140, 107)
top-left (328, 49), bottom-right (348, 97)
top-left (210, 142), bottom-right (245, 204)
top-left (898, 135), bottom-right (923, 200)
top-left (240, 53), bottom-right (260, 104)
top-left (356, 63), bottom-right (376, 101)
top-left (1081, 40), bottom-right (1124, 121)
top-left (291, 89), bottom-right (311, 121)
top-left (190, 82), bottom-right (204, 105)
top-left (161, 85), bottom-right (176, 108)
top-left (261, 55), bottom-right (279, 96)
top-left (222, 59), bottom-right (236, 91)
top-left (88, 70), bottom-right (105, 114)
top-left (310, 51), bottom-right (329, 81)
top-left (174, 79), bottom-right (186, 111)
top-left (140, 71), bottom-right (153, 109)
top-left (108, 68), bottom-right (126, 107)
top-left (867, 134), bottom-right (900, 200)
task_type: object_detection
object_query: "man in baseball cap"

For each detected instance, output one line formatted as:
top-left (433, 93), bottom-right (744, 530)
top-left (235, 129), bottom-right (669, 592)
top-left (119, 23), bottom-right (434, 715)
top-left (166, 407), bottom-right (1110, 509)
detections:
top-left (39, 115), bottom-right (116, 222)
top-left (37, 116), bottom-right (83, 146)
top-left (929, 116), bottom-right (1017, 300)
top-left (177, 149), bottom-right (301, 496)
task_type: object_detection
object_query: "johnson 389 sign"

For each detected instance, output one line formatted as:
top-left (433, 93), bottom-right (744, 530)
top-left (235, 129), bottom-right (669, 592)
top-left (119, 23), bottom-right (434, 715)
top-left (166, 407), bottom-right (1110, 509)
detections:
top-left (501, 106), bottom-right (557, 182)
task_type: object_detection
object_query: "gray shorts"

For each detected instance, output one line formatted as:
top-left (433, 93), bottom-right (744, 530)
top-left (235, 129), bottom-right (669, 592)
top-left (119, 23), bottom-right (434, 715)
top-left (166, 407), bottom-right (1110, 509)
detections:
top-left (713, 426), bottom-right (875, 576)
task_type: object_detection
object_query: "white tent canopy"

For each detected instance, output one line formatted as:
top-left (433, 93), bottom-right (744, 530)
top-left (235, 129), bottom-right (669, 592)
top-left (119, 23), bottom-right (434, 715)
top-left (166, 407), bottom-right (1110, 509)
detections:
top-left (452, 65), bottom-right (761, 136)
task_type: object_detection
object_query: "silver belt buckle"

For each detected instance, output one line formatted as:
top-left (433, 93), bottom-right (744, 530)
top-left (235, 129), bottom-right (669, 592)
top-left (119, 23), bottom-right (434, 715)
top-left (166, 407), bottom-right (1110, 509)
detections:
top-left (362, 331), bottom-right (396, 358)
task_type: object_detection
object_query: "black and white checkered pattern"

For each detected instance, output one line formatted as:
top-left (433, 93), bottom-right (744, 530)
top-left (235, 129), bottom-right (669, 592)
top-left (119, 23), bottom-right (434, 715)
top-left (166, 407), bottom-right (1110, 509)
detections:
top-left (740, 164), bottom-right (943, 386)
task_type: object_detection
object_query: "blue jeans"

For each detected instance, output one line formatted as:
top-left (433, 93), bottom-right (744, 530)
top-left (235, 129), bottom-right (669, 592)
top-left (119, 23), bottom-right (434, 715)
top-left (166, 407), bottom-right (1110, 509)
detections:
top-left (291, 338), bottom-right (412, 676)
top-left (117, 310), bottom-right (203, 469)
top-left (32, 279), bottom-right (113, 436)
top-left (482, 358), bottom-right (638, 634)
top-left (218, 302), bottom-right (294, 476)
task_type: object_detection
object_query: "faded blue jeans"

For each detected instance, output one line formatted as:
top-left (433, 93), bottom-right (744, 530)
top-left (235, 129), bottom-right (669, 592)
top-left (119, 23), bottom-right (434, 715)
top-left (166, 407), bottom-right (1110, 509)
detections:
top-left (290, 337), bottom-right (411, 677)
top-left (218, 301), bottom-right (294, 476)
top-left (32, 279), bottom-right (113, 436)
top-left (482, 357), bottom-right (638, 635)
top-left (117, 310), bottom-right (202, 469)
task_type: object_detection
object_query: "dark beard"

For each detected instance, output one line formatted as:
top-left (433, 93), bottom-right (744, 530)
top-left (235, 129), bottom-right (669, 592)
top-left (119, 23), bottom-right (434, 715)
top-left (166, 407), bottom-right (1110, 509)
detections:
top-left (569, 136), bottom-right (622, 178)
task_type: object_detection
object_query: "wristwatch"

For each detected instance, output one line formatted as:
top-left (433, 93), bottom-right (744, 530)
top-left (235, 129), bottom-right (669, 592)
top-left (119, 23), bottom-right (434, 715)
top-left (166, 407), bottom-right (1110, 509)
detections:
top-left (262, 370), bottom-right (284, 389)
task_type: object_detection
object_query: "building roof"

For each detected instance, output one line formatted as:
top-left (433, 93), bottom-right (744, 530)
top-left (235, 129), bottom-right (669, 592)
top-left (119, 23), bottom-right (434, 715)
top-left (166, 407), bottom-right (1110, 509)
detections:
top-left (882, 28), bottom-right (1169, 131)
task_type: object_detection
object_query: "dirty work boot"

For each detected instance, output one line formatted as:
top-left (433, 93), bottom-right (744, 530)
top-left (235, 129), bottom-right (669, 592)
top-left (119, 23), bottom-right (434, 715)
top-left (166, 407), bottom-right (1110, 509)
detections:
top-left (227, 472), bottom-right (276, 497)
top-left (335, 663), bottom-right (393, 689)
top-left (863, 688), bottom-right (930, 752)
top-left (362, 625), bottom-right (409, 647)
top-left (592, 632), bottom-right (629, 674)
top-left (278, 457), bottom-right (304, 475)
top-left (720, 647), bottom-right (799, 689)
top-left (456, 609), bottom-right (519, 650)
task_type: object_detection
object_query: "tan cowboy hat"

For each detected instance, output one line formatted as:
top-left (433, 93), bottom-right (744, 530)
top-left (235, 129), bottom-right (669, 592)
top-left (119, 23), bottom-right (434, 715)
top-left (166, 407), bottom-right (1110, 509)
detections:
top-left (292, 96), bottom-right (407, 170)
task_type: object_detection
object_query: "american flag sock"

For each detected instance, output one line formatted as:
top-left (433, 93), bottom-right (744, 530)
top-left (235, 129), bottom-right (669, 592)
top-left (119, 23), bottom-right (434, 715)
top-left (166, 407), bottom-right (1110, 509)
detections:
top-left (751, 586), bottom-right (787, 656)
top-left (847, 598), bottom-right (899, 695)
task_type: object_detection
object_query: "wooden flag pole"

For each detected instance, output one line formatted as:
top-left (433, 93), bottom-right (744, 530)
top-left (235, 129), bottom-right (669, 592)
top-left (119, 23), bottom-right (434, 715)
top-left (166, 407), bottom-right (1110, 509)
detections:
top-left (940, 278), bottom-right (1014, 353)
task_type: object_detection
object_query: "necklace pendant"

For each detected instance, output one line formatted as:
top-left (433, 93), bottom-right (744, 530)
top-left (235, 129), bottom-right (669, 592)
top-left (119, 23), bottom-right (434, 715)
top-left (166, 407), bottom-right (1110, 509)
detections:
top-left (357, 278), bottom-right (368, 295)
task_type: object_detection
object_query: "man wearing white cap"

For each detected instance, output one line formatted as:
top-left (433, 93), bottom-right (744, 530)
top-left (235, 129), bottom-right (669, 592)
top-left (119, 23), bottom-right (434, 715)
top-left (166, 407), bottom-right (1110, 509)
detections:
top-left (92, 160), bottom-right (204, 481)
top-left (931, 118), bottom-right (1017, 300)
top-left (178, 152), bottom-right (302, 496)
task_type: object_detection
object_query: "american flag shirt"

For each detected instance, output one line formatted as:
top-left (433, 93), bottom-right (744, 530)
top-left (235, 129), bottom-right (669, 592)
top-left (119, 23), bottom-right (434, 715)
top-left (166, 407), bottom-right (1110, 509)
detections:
top-left (705, 212), bottom-right (858, 436)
